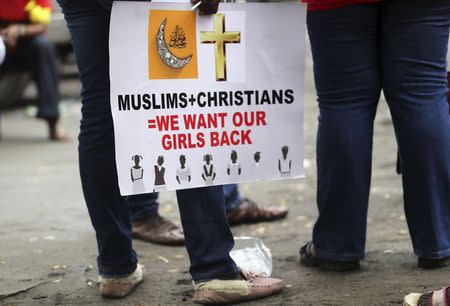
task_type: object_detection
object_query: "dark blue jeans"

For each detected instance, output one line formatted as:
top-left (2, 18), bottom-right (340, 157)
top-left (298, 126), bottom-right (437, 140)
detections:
top-left (308, 0), bottom-right (450, 261)
top-left (1, 35), bottom-right (60, 120)
top-left (58, 0), bottom-right (238, 282)
top-left (130, 184), bottom-right (242, 222)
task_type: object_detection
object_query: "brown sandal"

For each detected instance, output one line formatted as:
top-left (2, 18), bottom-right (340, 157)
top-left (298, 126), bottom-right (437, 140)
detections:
top-left (132, 212), bottom-right (185, 245)
top-left (227, 198), bottom-right (288, 225)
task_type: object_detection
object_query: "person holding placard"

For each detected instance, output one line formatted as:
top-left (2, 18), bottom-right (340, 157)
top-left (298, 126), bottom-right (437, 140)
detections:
top-left (300, 0), bottom-right (450, 272)
top-left (56, 0), bottom-right (285, 303)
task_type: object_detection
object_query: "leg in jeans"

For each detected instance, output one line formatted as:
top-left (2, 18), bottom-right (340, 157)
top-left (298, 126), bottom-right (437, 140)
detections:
top-left (308, 4), bottom-right (381, 261)
top-left (19, 35), bottom-right (60, 120)
top-left (177, 186), bottom-right (238, 282)
top-left (381, 0), bottom-right (450, 259)
top-left (223, 184), bottom-right (241, 214)
top-left (59, 0), bottom-right (238, 281)
top-left (129, 193), bottom-right (159, 222)
top-left (60, 0), bottom-right (137, 276)
top-left (129, 184), bottom-right (241, 220)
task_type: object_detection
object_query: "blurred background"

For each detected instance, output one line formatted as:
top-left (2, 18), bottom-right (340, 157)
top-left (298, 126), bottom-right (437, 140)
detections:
top-left (0, 0), bottom-right (76, 112)
top-left (0, 2), bottom-right (449, 305)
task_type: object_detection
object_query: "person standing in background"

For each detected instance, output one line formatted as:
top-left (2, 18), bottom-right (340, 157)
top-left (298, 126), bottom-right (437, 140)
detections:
top-left (130, 184), bottom-right (289, 245)
top-left (300, 0), bottom-right (450, 272)
top-left (0, 0), bottom-right (67, 141)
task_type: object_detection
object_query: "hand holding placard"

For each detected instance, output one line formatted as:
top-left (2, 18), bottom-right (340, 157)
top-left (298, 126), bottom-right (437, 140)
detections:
top-left (191, 0), bottom-right (219, 15)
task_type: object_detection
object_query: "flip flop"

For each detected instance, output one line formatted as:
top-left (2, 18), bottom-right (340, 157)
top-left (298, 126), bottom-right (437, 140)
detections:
top-left (299, 241), bottom-right (360, 272)
top-left (403, 286), bottom-right (449, 306)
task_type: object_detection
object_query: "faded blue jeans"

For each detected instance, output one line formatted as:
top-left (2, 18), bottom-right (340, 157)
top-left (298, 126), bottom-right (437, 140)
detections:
top-left (57, 0), bottom-right (238, 282)
top-left (308, 0), bottom-right (450, 261)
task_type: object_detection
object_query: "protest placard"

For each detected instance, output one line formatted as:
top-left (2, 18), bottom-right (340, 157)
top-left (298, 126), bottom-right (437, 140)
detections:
top-left (110, 1), bottom-right (306, 195)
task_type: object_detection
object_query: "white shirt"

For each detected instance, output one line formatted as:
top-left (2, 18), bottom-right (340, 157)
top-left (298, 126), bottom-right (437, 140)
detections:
top-left (227, 162), bottom-right (241, 176)
top-left (177, 167), bottom-right (191, 183)
top-left (131, 167), bottom-right (143, 181)
top-left (204, 164), bottom-right (214, 183)
top-left (279, 158), bottom-right (291, 174)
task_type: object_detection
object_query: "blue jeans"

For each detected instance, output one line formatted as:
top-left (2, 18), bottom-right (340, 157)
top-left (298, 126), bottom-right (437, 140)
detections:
top-left (58, 0), bottom-right (238, 282)
top-left (308, 0), bottom-right (450, 261)
top-left (129, 184), bottom-right (242, 222)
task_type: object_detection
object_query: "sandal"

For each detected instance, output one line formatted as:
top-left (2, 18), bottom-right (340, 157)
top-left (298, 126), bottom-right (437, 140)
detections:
top-left (227, 198), bottom-right (288, 225)
top-left (99, 263), bottom-right (144, 298)
top-left (418, 256), bottom-right (450, 269)
top-left (403, 286), bottom-right (449, 306)
top-left (299, 241), bottom-right (360, 272)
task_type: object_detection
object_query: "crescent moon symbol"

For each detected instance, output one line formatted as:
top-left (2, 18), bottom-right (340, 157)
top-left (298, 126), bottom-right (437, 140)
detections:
top-left (157, 18), bottom-right (192, 69)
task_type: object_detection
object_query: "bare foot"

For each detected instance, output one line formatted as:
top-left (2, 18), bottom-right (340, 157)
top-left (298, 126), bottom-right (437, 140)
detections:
top-left (47, 118), bottom-right (70, 142)
top-left (49, 132), bottom-right (71, 142)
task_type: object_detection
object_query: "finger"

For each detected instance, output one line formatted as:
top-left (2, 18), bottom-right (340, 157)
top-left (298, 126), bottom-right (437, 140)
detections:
top-left (201, 0), bottom-right (219, 9)
top-left (202, 0), bottom-right (219, 5)
top-left (199, 2), bottom-right (219, 15)
top-left (199, 7), bottom-right (219, 15)
top-left (5, 38), bottom-right (14, 48)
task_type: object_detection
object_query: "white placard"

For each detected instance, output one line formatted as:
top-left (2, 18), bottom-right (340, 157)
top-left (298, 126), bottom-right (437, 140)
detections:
top-left (110, 1), bottom-right (306, 195)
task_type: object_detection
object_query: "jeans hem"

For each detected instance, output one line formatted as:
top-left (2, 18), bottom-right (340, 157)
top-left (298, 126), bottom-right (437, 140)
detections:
top-left (225, 198), bottom-right (243, 214)
top-left (314, 243), bottom-right (365, 262)
top-left (414, 247), bottom-right (450, 259)
top-left (98, 263), bottom-right (138, 277)
top-left (37, 112), bottom-right (59, 120)
top-left (193, 267), bottom-right (240, 284)
top-left (130, 210), bottom-right (158, 223)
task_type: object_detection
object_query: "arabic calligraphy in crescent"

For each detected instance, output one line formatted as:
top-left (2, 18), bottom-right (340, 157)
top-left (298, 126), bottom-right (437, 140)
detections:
top-left (157, 18), bottom-right (192, 69)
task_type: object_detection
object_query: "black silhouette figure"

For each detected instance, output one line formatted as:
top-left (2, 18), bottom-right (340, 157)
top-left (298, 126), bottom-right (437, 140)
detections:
top-left (278, 145), bottom-right (291, 175)
top-left (254, 152), bottom-right (261, 167)
top-left (176, 154), bottom-right (191, 184)
top-left (130, 155), bottom-right (144, 182)
top-left (154, 156), bottom-right (166, 186)
top-left (202, 154), bottom-right (216, 184)
top-left (227, 150), bottom-right (241, 176)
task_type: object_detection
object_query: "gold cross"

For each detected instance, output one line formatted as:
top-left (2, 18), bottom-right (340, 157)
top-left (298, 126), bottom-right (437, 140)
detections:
top-left (200, 14), bottom-right (241, 81)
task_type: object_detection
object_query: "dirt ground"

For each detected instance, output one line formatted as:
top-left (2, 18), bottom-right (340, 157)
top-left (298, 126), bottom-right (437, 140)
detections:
top-left (1, 44), bottom-right (449, 306)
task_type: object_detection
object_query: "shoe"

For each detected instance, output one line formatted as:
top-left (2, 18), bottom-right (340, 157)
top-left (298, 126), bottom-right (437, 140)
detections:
top-left (192, 269), bottom-right (284, 304)
top-left (99, 263), bottom-right (144, 298)
top-left (132, 212), bottom-right (185, 245)
top-left (227, 198), bottom-right (288, 225)
top-left (403, 286), bottom-right (450, 306)
top-left (299, 241), bottom-right (360, 272)
top-left (418, 256), bottom-right (450, 269)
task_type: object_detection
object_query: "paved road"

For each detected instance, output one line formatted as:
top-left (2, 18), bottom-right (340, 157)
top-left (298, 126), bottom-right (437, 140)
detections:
top-left (0, 45), bottom-right (449, 306)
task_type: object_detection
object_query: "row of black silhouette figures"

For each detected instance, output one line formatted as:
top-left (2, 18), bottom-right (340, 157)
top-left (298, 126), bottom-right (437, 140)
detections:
top-left (130, 146), bottom-right (292, 188)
